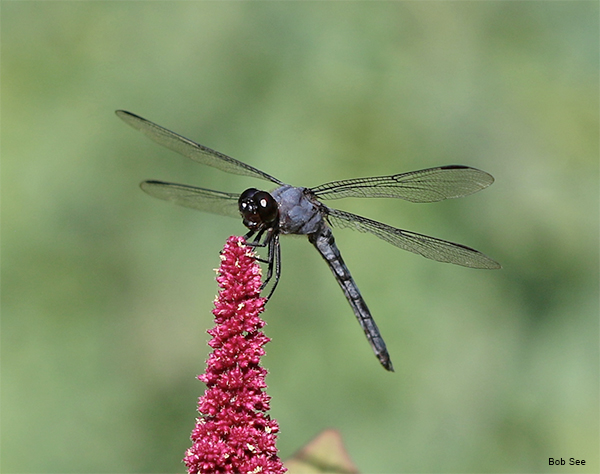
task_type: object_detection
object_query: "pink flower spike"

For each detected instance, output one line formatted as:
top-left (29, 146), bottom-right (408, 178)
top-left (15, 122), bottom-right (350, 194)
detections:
top-left (184, 236), bottom-right (286, 474)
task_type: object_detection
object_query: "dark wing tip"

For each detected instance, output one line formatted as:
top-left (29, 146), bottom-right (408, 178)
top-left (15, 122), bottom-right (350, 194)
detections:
top-left (115, 110), bottom-right (148, 130)
top-left (440, 164), bottom-right (495, 183)
top-left (440, 164), bottom-right (471, 170)
top-left (139, 180), bottom-right (166, 193)
top-left (115, 109), bottom-right (134, 119)
top-left (115, 109), bottom-right (141, 117)
top-left (443, 164), bottom-right (495, 186)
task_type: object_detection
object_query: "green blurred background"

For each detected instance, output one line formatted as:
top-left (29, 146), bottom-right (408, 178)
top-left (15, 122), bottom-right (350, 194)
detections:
top-left (2, 2), bottom-right (598, 473)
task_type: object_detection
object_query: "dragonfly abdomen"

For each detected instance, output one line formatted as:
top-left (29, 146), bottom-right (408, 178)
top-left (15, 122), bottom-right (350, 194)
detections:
top-left (308, 225), bottom-right (394, 372)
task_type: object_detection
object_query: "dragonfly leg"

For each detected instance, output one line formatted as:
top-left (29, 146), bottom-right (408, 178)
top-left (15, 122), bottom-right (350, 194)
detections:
top-left (244, 228), bottom-right (273, 265)
top-left (260, 233), bottom-right (276, 287)
top-left (261, 234), bottom-right (281, 302)
top-left (242, 229), bottom-right (281, 301)
top-left (244, 228), bottom-right (270, 248)
top-left (244, 229), bottom-right (263, 246)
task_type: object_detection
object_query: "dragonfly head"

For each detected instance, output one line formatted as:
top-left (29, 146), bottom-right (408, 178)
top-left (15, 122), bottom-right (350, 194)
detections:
top-left (239, 188), bottom-right (279, 231)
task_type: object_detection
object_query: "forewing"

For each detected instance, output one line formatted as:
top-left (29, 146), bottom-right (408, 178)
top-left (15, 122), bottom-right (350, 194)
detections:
top-left (311, 165), bottom-right (494, 202)
top-left (327, 208), bottom-right (501, 269)
top-left (140, 181), bottom-right (241, 219)
top-left (117, 110), bottom-right (283, 185)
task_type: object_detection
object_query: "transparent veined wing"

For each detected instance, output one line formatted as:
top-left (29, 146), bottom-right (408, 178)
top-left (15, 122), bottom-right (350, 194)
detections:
top-left (117, 110), bottom-right (284, 185)
top-left (140, 180), bottom-right (241, 218)
top-left (311, 165), bottom-right (494, 202)
top-left (326, 207), bottom-right (501, 269)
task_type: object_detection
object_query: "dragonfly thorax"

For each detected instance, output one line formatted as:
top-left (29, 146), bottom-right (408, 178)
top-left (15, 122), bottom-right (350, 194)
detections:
top-left (270, 185), bottom-right (324, 235)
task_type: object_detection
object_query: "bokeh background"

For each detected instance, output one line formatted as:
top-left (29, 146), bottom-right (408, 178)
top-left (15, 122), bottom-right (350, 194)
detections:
top-left (2, 2), bottom-right (598, 473)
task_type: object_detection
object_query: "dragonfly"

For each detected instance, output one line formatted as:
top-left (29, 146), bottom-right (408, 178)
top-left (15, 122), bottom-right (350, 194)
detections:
top-left (117, 110), bottom-right (500, 371)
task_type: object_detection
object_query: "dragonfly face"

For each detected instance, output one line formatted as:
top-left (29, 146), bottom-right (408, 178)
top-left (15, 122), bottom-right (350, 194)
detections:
top-left (238, 188), bottom-right (279, 232)
top-left (117, 110), bottom-right (500, 371)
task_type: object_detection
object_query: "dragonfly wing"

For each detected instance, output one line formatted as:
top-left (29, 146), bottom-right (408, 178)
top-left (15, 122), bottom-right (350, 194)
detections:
top-left (327, 208), bottom-right (501, 269)
top-left (140, 181), bottom-right (241, 219)
top-left (311, 165), bottom-right (494, 202)
top-left (117, 110), bottom-right (283, 185)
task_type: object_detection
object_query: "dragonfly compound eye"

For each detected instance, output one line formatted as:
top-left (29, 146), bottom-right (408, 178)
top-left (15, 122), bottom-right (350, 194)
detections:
top-left (239, 188), bottom-right (260, 214)
top-left (238, 188), bottom-right (278, 228)
top-left (254, 191), bottom-right (278, 225)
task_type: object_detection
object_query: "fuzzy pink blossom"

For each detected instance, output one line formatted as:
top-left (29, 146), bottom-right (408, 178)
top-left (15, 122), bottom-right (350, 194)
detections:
top-left (183, 236), bottom-right (286, 474)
